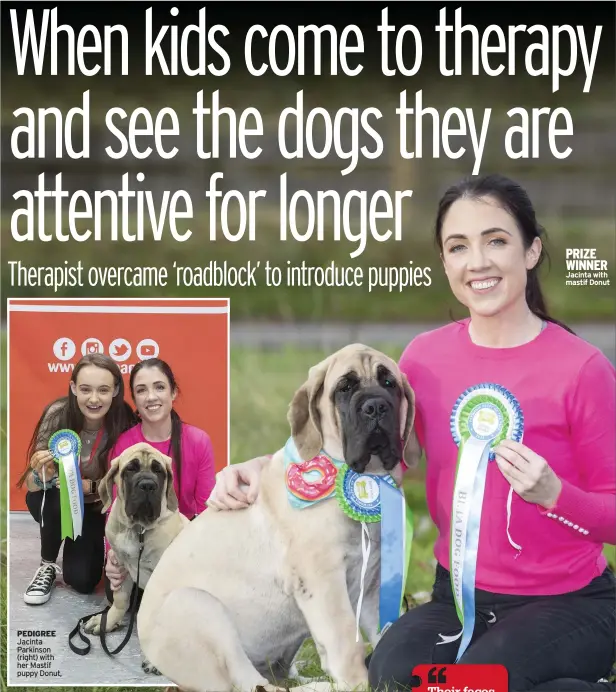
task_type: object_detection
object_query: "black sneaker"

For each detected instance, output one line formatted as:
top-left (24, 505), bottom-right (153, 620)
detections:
top-left (24, 562), bottom-right (60, 605)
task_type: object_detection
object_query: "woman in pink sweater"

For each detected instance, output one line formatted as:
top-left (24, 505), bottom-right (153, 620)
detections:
top-left (104, 357), bottom-right (216, 592)
top-left (207, 174), bottom-right (615, 691)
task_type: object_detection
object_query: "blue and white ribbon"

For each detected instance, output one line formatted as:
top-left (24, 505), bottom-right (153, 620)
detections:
top-left (446, 384), bottom-right (524, 661)
top-left (379, 479), bottom-right (413, 634)
top-left (283, 438), bottom-right (413, 640)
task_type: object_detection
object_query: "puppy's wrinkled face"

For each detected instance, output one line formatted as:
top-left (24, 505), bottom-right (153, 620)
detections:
top-left (325, 348), bottom-right (406, 473)
top-left (118, 445), bottom-right (169, 525)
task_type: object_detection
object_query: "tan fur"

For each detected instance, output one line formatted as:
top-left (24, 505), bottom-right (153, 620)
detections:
top-left (137, 345), bottom-right (422, 692)
top-left (83, 442), bottom-right (188, 638)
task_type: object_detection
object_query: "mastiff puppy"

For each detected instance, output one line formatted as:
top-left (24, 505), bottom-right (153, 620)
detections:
top-left (138, 344), bottom-right (421, 692)
top-left (84, 442), bottom-right (188, 640)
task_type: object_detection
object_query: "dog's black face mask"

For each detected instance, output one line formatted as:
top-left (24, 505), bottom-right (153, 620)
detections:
top-left (333, 365), bottom-right (403, 473)
top-left (122, 456), bottom-right (166, 525)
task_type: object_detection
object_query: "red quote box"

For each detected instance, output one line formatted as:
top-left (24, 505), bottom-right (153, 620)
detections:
top-left (8, 298), bottom-right (229, 511)
top-left (410, 664), bottom-right (508, 692)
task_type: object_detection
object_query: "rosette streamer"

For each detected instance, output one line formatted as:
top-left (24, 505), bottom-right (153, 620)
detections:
top-left (48, 430), bottom-right (85, 540)
top-left (447, 383), bottom-right (524, 662)
top-left (284, 437), bottom-right (413, 638)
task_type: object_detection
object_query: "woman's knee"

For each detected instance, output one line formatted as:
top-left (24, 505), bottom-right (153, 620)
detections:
top-left (368, 621), bottom-right (428, 692)
top-left (25, 491), bottom-right (43, 522)
top-left (63, 565), bottom-right (102, 594)
top-left (368, 640), bottom-right (418, 692)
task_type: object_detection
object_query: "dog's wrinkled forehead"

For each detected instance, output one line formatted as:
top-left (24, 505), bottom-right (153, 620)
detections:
top-left (323, 344), bottom-right (401, 389)
top-left (117, 442), bottom-right (167, 472)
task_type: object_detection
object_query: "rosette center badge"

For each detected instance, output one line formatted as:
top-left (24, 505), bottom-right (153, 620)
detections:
top-left (336, 466), bottom-right (397, 522)
top-left (352, 475), bottom-right (380, 508)
top-left (56, 438), bottom-right (73, 456)
top-left (451, 383), bottom-right (524, 459)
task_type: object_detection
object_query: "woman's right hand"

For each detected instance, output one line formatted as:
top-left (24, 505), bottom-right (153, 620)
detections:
top-left (206, 456), bottom-right (268, 511)
top-left (30, 450), bottom-right (56, 476)
top-left (105, 549), bottom-right (127, 591)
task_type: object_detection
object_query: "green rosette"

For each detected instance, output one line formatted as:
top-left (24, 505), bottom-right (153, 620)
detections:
top-left (450, 383), bottom-right (524, 461)
top-left (335, 464), bottom-right (395, 523)
top-left (48, 429), bottom-right (83, 540)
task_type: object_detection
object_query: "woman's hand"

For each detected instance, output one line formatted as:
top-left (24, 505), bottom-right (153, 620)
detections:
top-left (30, 450), bottom-right (56, 476)
top-left (494, 439), bottom-right (562, 509)
top-left (206, 456), bottom-right (268, 511)
top-left (105, 549), bottom-right (127, 591)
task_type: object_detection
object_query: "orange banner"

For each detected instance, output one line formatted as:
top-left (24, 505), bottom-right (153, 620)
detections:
top-left (8, 298), bottom-right (229, 511)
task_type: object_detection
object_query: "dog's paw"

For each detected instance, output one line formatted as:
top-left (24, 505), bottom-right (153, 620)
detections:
top-left (141, 658), bottom-right (161, 675)
top-left (83, 614), bottom-right (103, 635)
top-left (83, 612), bottom-right (121, 635)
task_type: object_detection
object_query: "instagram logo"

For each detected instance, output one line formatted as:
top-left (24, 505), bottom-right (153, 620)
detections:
top-left (81, 338), bottom-right (104, 356)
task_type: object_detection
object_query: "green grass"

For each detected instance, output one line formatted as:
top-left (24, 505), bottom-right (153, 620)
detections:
top-left (2, 341), bottom-right (615, 689)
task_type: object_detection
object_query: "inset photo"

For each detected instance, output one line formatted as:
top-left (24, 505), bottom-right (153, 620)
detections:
top-left (6, 297), bottom-right (229, 686)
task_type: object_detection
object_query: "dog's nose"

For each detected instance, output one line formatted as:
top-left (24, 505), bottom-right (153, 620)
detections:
top-left (137, 478), bottom-right (157, 493)
top-left (361, 397), bottom-right (388, 420)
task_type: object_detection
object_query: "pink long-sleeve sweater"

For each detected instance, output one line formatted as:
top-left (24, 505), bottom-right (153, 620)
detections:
top-left (399, 318), bottom-right (615, 596)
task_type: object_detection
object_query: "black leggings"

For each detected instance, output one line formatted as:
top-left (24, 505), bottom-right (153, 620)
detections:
top-left (26, 487), bottom-right (106, 594)
top-left (368, 563), bottom-right (616, 692)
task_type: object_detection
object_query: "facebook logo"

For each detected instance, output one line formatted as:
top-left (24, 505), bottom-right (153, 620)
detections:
top-left (52, 338), bottom-right (76, 361)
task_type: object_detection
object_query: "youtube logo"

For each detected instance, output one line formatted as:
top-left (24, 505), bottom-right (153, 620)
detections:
top-left (136, 339), bottom-right (159, 360)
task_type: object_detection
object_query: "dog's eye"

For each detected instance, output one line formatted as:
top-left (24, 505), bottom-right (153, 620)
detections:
top-left (151, 460), bottom-right (164, 475)
top-left (337, 377), bottom-right (356, 393)
top-left (384, 378), bottom-right (396, 388)
top-left (125, 460), bottom-right (139, 472)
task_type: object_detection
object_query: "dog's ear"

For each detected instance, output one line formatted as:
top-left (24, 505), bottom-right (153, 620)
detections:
top-left (162, 453), bottom-right (179, 513)
top-left (400, 373), bottom-right (422, 470)
top-left (99, 454), bottom-right (121, 513)
top-left (288, 357), bottom-right (330, 461)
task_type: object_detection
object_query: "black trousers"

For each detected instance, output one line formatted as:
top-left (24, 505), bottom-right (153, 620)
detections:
top-left (26, 487), bottom-right (106, 594)
top-left (368, 563), bottom-right (616, 692)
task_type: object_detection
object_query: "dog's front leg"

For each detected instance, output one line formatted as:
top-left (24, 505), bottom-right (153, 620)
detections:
top-left (84, 573), bottom-right (134, 635)
top-left (358, 585), bottom-right (381, 651)
top-left (292, 564), bottom-right (368, 691)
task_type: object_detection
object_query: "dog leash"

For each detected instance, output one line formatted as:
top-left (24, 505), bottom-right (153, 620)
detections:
top-left (68, 527), bottom-right (145, 657)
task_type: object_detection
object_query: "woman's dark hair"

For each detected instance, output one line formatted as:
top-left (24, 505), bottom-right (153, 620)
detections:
top-left (435, 173), bottom-right (574, 334)
top-left (18, 353), bottom-right (137, 488)
top-left (129, 358), bottom-right (183, 492)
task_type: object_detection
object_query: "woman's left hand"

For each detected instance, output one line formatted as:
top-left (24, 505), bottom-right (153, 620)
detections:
top-left (493, 439), bottom-right (562, 509)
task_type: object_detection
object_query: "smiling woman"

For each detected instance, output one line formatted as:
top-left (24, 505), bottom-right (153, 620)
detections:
top-left (103, 357), bottom-right (216, 596)
top-left (16, 353), bottom-right (136, 606)
top-left (206, 174), bottom-right (616, 692)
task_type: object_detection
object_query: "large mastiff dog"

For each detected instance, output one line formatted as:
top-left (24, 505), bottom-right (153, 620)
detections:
top-left (84, 442), bottom-right (188, 639)
top-left (138, 345), bottom-right (421, 692)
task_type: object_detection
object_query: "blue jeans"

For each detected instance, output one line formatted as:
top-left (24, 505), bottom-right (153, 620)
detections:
top-left (368, 563), bottom-right (616, 692)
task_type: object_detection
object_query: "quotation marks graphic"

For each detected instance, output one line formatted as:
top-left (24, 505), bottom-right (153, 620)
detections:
top-left (53, 338), bottom-right (76, 361)
top-left (428, 667), bottom-right (447, 684)
top-left (81, 338), bottom-right (104, 356)
top-left (109, 338), bottom-right (132, 362)
top-left (136, 339), bottom-right (159, 360)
